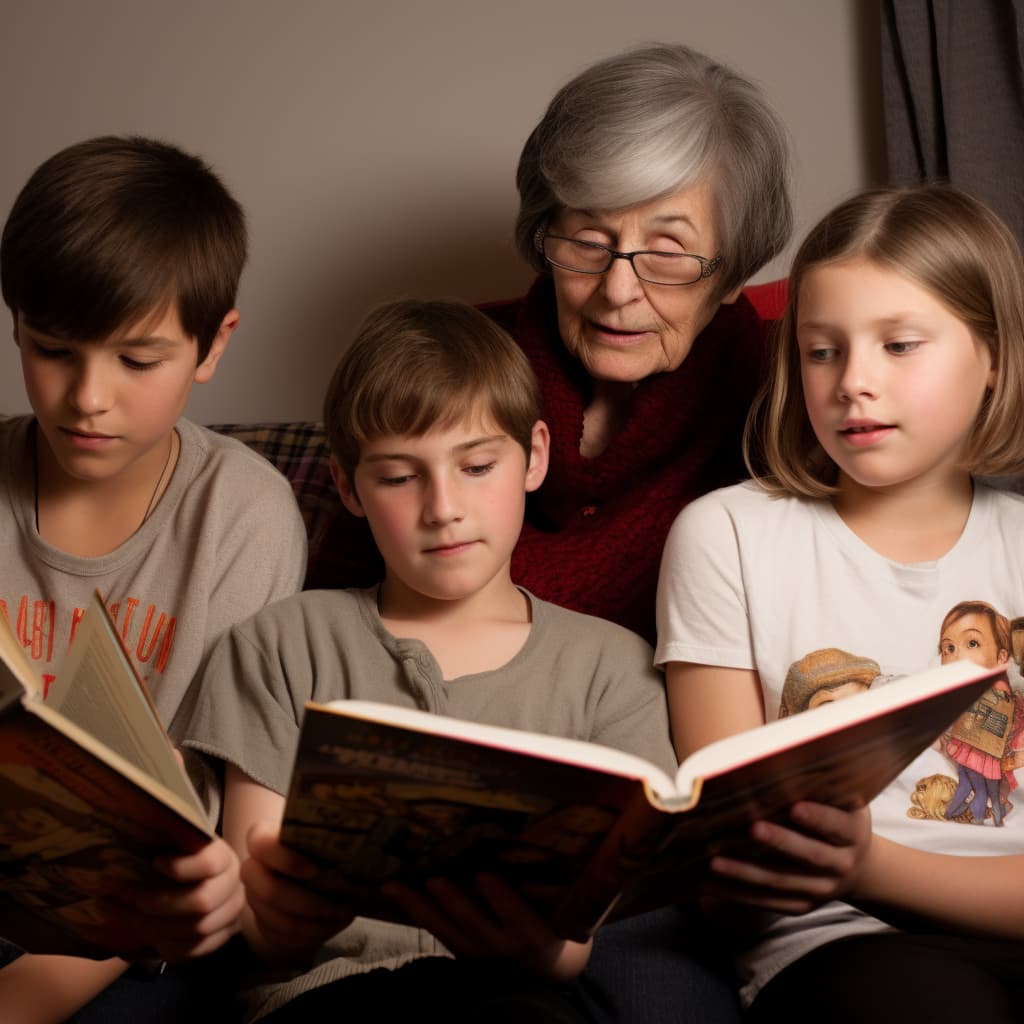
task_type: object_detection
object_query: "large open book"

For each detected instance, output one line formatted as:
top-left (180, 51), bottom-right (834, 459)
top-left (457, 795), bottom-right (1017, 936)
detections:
top-left (280, 659), bottom-right (1003, 938)
top-left (0, 592), bottom-right (212, 958)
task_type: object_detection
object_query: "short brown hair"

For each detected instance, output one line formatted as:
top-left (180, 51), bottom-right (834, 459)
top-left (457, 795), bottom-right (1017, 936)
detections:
top-left (1, 135), bottom-right (247, 362)
top-left (324, 300), bottom-right (541, 483)
top-left (749, 184), bottom-right (1024, 496)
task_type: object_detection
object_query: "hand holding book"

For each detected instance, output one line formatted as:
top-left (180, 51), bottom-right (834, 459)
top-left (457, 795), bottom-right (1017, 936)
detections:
top-left (243, 821), bottom-right (590, 979)
top-left (241, 822), bottom-right (355, 964)
top-left (110, 836), bottom-right (244, 962)
top-left (0, 591), bottom-right (235, 959)
top-left (705, 799), bottom-right (874, 916)
top-left (383, 872), bottom-right (592, 981)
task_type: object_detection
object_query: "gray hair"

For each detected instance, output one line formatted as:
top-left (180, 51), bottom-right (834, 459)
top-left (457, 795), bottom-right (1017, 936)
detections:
top-left (515, 43), bottom-right (793, 298)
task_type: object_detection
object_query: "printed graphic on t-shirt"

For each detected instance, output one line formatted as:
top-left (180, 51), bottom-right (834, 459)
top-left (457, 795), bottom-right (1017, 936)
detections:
top-left (0, 594), bottom-right (176, 696)
top-left (778, 648), bottom-right (885, 718)
top-left (778, 601), bottom-right (1024, 830)
top-left (927, 601), bottom-right (1024, 828)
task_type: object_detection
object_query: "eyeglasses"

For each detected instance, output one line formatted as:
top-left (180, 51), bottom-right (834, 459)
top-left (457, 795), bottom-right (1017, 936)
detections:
top-left (536, 231), bottom-right (722, 286)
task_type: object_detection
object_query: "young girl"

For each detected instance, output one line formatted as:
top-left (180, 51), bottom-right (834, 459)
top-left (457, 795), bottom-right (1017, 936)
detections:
top-left (655, 184), bottom-right (1024, 1022)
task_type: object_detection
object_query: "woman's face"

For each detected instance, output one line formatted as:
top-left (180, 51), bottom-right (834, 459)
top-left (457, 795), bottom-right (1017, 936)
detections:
top-left (548, 182), bottom-right (730, 382)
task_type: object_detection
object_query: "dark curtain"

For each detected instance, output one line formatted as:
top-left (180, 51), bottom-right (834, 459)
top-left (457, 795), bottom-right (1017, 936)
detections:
top-left (880, 0), bottom-right (1024, 247)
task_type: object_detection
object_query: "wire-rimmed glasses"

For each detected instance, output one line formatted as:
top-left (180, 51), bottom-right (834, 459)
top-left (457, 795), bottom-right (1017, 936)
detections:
top-left (536, 231), bottom-right (721, 286)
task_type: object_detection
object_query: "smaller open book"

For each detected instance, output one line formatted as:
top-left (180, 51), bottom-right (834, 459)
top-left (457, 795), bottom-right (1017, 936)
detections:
top-left (0, 593), bottom-right (211, 958)
top-left (280, 658), bottom-right (1002, 938)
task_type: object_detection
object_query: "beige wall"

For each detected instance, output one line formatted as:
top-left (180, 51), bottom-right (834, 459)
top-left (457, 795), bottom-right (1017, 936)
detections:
top-left (0, 0), bottom-right (885, 423)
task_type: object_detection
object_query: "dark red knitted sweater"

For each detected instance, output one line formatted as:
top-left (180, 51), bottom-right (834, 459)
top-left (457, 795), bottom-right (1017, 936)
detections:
top-left (307, 276), bottom-right (769, 645)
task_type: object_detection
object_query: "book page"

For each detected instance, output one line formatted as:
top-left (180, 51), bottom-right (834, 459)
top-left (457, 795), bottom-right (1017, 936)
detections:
top-left (24, 701), bottom-right (212, 836)
top-left (606, 659), bottom-right (1005, 922)
top-left (671, 658), bottom-right (1001, 799)
top-left (0, 663), bottom-right (23, 712)
top-left (44, 597), bottom-right (199, 812)
top-left (322, 700), bottom-right (678, 797)
top-left (0, 609), bottom-right (40, 708)
top-left (0, 657), bottom-right (28, 712)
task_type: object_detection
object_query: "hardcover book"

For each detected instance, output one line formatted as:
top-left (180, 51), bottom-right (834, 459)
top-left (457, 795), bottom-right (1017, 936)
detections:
top-left (0, 592), bottom-right (212, 958)
top-left (279, 658), bottom-right (1002, 938)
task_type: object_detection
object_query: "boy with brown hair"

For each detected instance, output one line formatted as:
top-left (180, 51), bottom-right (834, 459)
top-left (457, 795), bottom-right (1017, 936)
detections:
top-left (0, 135), bottom-right (307, 1021)
top-left (177, 299), bottom-right (676, 1022)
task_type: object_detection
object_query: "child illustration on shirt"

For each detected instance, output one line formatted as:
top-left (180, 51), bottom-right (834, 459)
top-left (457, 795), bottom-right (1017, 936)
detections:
top-left (938, 601), bottom-right (1018, 826)
top-left (778, 648), bottom-right (882, 719)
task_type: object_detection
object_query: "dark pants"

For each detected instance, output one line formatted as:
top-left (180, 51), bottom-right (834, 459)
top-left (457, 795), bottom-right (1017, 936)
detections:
top-left (1, 906), bottom-right (743, 1023)
top-left (263, 907), bottom-right (741, 1024)
top-left (584, 906), bottom-right (741, 1024)
top-left (747, 931), bottom-right (1024, 1023)
top-left (260, 956), bottom-right (609, 1024)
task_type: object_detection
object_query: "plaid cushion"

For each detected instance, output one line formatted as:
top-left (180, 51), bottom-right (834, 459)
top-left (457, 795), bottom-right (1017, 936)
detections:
top-left (207, 421), bottom-right (340, 552)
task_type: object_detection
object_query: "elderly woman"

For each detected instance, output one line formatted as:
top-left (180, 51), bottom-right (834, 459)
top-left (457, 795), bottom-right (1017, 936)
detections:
top-left (310, 43), bottom-right (791, 649)
top-left (486, 42), bottom-right (791, 642)
top-left (485, 42), bottom-right (792, 1024)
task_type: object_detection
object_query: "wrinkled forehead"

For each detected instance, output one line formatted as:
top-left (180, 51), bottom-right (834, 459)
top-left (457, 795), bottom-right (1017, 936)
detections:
top-left (554, 180), bottom-right (721, 245)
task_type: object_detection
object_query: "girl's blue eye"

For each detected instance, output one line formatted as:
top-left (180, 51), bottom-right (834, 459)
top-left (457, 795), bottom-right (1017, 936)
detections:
top-left (379, 475), bottom-right (414, 486)
top-left (806, 347), bottom-right (835, 363)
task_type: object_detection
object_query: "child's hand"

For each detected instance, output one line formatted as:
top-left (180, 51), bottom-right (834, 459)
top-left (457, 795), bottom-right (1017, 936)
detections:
top-left (96, 836), bottom-right (244, 961)
top-left (706, 801), bottom-right (873, 915)
top-left (240, 823), bottom-right (355, 964)
top-left (384, 873), bottom-right (592, 981)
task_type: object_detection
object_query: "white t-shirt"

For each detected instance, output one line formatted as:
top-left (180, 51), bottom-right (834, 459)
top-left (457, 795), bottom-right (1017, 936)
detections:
top-left (656, 480), bottom-right (1024, 1004)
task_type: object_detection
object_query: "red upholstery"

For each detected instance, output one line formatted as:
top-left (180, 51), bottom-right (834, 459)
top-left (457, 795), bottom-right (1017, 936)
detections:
top-left (742, 278), bottom-right (789, 321)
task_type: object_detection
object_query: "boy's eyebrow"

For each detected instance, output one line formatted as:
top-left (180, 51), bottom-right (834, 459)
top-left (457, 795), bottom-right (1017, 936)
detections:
top-left (21, 325), bottom-right (188, 349)
top-left (113, 334), bottom-right (188, 350)
top-left (361, 434), bottom-right (509, 462)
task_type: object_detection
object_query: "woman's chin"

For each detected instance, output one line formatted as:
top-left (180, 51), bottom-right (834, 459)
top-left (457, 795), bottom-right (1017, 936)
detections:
top-left (580, 347), bottom-right (670, 384)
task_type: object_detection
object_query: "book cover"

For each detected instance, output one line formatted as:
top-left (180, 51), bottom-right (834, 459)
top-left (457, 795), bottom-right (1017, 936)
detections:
top-left (0, 594), bottom-right (212, 958)
top-left (279, 658), bottom-right (1002, 937)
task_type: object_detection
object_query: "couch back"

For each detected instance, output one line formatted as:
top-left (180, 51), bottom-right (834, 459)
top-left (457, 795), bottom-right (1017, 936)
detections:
top-left (210, 280), bottom-right (789, 584)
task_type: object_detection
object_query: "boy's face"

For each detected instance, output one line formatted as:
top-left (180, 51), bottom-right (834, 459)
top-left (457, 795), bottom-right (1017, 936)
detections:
top-left (333, 412), bottom-right (548, 611)
top-left (14, 305), bottom-right (234, 489)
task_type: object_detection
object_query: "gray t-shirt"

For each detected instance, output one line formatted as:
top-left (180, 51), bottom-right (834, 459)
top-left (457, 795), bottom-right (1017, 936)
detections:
top-left (0, 415), bottom-right (308, 728)
top-left (181, 585), bottom-right (675, 1021)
